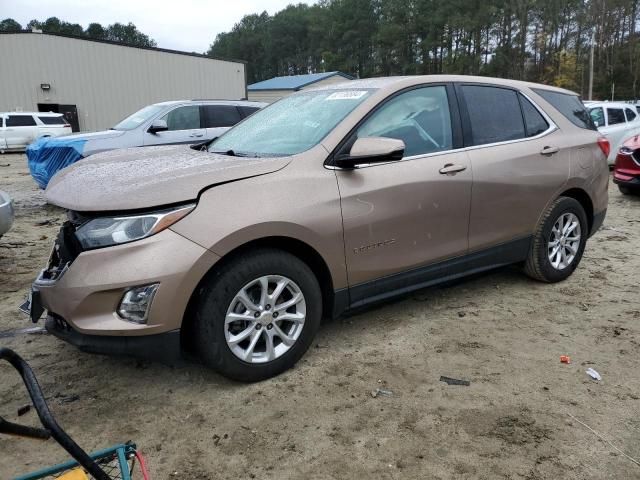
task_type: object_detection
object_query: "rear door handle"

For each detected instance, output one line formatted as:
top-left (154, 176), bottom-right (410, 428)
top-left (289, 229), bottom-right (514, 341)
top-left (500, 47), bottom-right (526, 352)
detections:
top-left (540, 146), bottom-right (559, 156)
top-left (189, 133), bottom-right (204, 138)
top-left (439, 163), bottom-right (467, 175)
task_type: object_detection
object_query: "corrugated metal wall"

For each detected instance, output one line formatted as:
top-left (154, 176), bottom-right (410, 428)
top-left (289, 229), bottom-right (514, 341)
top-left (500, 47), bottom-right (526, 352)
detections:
top-left (0, 33), bottom-right (247, 131)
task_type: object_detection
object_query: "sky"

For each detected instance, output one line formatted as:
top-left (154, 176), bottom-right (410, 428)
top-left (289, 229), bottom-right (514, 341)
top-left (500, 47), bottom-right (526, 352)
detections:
top-left (0, 0), bottom-right (310, 53)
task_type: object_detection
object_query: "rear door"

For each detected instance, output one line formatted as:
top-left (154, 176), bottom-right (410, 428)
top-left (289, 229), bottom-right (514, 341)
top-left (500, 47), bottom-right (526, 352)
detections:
top-left (458, 84), bottom-right (568, 252)
top-left (5, 114), bottom-right (38, 148)
top-left (201, 104), bottom-right (243, 141)
top-left (335, 84), bottom-right (472, 303)
top-left (142, 105), bottom-right (205, 146)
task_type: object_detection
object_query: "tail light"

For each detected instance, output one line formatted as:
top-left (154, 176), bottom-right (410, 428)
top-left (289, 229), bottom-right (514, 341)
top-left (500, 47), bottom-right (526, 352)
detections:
top-left (597, 137), bottom-right (610, 159)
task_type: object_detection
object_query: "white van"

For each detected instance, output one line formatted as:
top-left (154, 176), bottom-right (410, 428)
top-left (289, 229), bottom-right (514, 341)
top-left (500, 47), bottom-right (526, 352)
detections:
top-left (0, 112), bottom-right (72, 152)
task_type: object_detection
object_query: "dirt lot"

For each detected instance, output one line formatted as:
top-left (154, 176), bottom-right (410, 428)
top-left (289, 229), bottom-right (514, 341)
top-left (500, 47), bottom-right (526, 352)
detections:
top-left (1, 152), bottom-right (639, 479)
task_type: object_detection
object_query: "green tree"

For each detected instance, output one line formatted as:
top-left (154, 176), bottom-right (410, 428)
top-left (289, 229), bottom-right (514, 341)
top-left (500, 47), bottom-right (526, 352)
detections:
top-left (0, 18), bottom-right (21, 31)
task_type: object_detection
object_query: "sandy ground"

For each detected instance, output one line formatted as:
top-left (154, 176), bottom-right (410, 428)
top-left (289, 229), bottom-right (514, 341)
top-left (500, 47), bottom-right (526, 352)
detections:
top-left (0, 152), bottom-right (639, 479)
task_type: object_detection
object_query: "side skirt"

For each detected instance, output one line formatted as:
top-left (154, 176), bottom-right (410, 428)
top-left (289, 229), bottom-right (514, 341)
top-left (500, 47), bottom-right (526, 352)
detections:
top-left (334, 236), bottom-right (532, 316)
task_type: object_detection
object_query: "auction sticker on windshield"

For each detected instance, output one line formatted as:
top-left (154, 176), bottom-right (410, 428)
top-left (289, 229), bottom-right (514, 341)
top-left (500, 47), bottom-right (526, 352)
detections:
top-left (326, 91), bottom-right (368, 100)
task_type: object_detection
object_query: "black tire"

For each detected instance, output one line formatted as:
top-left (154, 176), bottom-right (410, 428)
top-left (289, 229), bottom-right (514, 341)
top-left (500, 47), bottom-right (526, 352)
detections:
top-left (618, 185), bottom-right (633, 195)
top-left (524, 197), bottom-right (588, 283)
top-left (193, 248), bottom-right (322, 382)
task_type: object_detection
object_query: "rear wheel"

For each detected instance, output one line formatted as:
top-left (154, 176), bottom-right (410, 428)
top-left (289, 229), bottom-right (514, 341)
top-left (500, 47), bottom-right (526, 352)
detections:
top-left (524, 197), bottom-right (588, 283)
top-left (194, 248), bottom-right (322, 382)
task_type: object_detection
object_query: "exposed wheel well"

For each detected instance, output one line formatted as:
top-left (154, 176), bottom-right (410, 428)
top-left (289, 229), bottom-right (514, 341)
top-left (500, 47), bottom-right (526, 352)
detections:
top-left (559, 188), bottom-right (594, 234)
top-left (180, 236), bottom-right (336, 353)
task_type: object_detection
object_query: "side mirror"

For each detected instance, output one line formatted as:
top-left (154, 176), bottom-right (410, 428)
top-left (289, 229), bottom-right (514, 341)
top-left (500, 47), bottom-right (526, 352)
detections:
top-left (335, 137), bottom-right (405, 169)
top-left (148, 119), bottom-right (168, 134)
top-left (593, 120), bottom-right (600, 127)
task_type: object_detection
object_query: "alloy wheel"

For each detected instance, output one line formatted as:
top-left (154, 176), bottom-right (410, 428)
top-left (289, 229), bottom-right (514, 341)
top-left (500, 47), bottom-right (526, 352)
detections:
top-left (224, 275), bottom-right (306, 363)
top-left (547, 212), bottom-right (582, 270)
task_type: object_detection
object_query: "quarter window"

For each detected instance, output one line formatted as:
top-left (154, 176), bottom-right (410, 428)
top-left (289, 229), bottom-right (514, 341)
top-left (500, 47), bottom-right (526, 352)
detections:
top-left (202, 105), bottom-right (242, 128)
top-left (519, 95), bottom-right (549, 137)
top-left (162, 106), bottom-right (200, 131)
top-left (356, 86), bottom-right (453, 157)
top-left (625, 108), bottom-right (637, 122)
top-left (462, 85), bottom-right (525, 145)
top-left (38, 116), bottom-right (66, 125)
top-left (532, 89), bottom-right (595, 130)
top-left (239, 106), bottom-right (260, 118)
top-left (607, 108), bottom-right (626, 125)
top-left (6, 115), bottom-right (37, 127)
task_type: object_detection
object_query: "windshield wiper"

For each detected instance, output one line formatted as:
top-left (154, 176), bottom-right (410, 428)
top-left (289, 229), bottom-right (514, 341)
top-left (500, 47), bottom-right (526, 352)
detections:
top-left (210, 149), bottom-right (255, 157)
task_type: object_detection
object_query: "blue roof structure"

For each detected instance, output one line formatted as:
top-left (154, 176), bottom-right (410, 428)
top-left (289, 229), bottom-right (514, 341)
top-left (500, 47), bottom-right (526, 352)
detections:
top-left (248, 71), bottom-right (354, 91)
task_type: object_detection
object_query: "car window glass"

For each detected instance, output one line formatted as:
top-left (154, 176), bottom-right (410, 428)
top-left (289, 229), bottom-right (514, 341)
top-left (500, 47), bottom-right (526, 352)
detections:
top-left (239, 106), bottom-right (260, 118)
top-left (162, 106), bottom-right (200, 131)
top-left (607, 108), bottom-right (626, 125)
top-left (38, 116), bottom-right (66, 125)
top-left (0, 118), bottom-right (3, 128)
top-left (356, 86), bottom-right (452, 157)
top-left (203, 105), bottom-right (241, 128)
top-left (113, 104), bottom-right (165, 130)
top-left (209, 89), bottom-right (373, 157)
top-left (519, 95), bottom-right (549, 137)
top-left (626, 108), bottom-right (637, 122)
top-left (7, 115), bottom-right (37, 127)
top-left (462, 85), bottom-right (524, 145)
top-left (589, 107), bottom-right (605, 127)
top-left (532, 89), bottom-right (596, 130)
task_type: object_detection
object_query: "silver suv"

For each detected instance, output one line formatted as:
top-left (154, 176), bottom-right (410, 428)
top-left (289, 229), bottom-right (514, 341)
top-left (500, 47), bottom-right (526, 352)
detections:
top-left (27, 99), bottom-right (266, 188)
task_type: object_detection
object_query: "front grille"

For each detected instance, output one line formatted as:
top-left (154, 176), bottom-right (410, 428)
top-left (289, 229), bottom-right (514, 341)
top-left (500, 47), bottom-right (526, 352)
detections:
top-left (632, 149), bottom-right (640, 166)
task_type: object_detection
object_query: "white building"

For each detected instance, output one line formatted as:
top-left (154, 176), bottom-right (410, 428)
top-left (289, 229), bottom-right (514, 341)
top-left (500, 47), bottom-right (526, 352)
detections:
top-left (0, 31), bottom-right (248, 132)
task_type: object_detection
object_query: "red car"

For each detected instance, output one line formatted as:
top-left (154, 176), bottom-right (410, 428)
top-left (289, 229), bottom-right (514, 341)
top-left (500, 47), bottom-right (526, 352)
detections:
top-left (613, 135), bottom-right (640, 195)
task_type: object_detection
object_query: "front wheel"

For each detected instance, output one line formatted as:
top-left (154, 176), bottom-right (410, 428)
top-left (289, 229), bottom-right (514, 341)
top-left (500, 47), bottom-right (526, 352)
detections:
top-left (618, 185), bottom-right (634, 195)
top-left (524, 197), bottom-right (588, 283)
top-left (193, 248), bottom-right (322, 382)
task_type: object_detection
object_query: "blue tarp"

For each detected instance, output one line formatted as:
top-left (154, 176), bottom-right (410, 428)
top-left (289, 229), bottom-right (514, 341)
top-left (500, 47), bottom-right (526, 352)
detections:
top-left (26, 137), bottom-right (87, 189)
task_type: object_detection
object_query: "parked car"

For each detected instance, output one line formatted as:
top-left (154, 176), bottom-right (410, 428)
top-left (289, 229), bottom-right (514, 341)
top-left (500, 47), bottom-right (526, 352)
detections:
top-left (26, 75), bottom-right (608, 382)
top-left (587, 101), bottom-right (640, 165)
top-left (0, 112), bottom-right (72, 152)
top-left (0, 190), bottom-right (14, 237)
top-left (613, 134), bottom-right (640, 194)
top-left (26, 100), bottom-right (267, 189)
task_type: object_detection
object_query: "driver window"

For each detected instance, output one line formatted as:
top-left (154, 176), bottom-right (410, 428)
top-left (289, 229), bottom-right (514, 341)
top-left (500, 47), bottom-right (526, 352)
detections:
top-left (161, 106), bottom-right (200, 131)
top-left (357, 86), bottom-right (452, 157)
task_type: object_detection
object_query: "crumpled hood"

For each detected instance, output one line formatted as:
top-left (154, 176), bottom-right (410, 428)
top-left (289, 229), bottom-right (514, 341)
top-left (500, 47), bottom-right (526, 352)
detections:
top-left (58, 129), bottom-right (126, 141)
top-left (45, 145), bottom-right (291, 212)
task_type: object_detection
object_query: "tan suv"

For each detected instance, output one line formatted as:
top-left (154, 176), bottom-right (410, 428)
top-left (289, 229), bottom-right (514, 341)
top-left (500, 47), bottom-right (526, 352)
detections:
top-left (26, 75), bottom-right (609, 381)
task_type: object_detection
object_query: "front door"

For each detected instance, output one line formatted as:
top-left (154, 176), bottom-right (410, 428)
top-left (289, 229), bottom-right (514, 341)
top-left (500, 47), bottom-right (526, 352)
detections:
top-left (335, 85), bottom-right (472, 305)
top-left (143, 105), bottom-right (205, 146)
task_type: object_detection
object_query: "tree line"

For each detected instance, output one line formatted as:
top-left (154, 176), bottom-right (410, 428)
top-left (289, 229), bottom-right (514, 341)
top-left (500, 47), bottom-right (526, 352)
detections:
top-left (0, 17), bottom-right (156, 48)
top-left (208, 0), bottom-right (640, 101)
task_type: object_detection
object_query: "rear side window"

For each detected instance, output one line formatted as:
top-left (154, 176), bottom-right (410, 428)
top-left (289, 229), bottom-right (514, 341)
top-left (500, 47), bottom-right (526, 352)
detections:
top-left (461, 85), bottom-right (525, 145)
top-left (0, 118), bottom-right (3, 128)
top-left (532, 89), bottom-right (596, 130)
top-left (6, 115), bottom-right (37, 127)
top-left (202, 105), bottom-right (242, 128)
top-left (607, 108), bottom-right (626, 125)
top-left (238, 106), bottom-right (260, 118)
top-left (38, 116), bottom-right (66, 125)
top-left (519, 95), bottom-right (549, 137)
top-left (625, 108), bottom-right (637, 122)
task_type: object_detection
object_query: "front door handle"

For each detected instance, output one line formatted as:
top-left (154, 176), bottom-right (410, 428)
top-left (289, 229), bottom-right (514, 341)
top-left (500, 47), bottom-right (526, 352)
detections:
top-left (439, 163), bottom-right (467, 175)
top-left (540, 146), bottom-right (560, 156)
top-left (190, 133), bottom-right (204, 138)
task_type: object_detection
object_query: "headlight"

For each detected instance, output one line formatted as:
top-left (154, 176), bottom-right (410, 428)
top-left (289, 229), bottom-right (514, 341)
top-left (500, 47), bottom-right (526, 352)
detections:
top-left (75, 204), bottom-right (195, 249)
